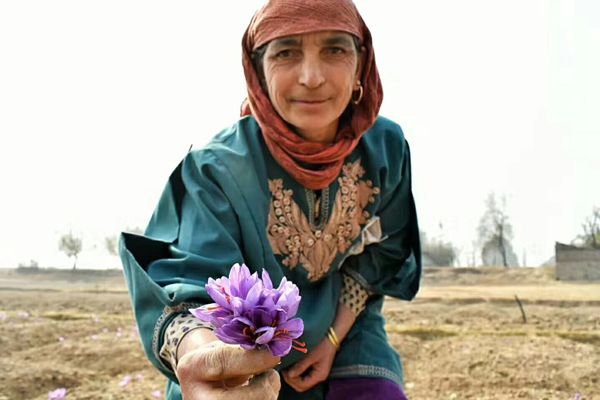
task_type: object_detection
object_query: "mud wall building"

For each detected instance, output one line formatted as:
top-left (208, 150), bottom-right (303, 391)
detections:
top-left (555, 242), bottom-right (600, 281)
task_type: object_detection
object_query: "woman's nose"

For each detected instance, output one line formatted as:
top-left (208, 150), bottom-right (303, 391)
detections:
top-left (298, 55), bottom-right (325, 89)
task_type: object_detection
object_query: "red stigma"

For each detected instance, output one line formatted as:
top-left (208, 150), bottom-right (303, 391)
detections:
top-left (292, 339), bottom-right (307, 353)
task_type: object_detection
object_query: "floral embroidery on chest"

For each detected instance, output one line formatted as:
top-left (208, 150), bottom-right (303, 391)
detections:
top-left (267, 159), bottom-right (381, 282)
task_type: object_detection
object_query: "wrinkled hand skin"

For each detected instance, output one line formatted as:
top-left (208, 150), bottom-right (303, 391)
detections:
top-left (176, 339), bottom-right (281, 400)
top-left (282, 337), bottom-right (337, 393)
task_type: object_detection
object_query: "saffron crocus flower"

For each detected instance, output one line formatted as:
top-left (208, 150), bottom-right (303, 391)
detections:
top-left (119, 375), bottom-right (132, 388)
top-left (190, 263), bottom-right (305, 357)
top-left (48, 388), bottom-right (67, 400)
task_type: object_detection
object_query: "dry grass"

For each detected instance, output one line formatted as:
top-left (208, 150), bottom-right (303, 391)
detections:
top-left (1, 267), bottom-right (598, 399)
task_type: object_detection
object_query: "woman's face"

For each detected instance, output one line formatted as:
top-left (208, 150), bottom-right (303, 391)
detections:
top-left (262, 31), bottom-right (363, 143)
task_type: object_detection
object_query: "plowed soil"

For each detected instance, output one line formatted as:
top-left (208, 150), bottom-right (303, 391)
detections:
top-left (1, 267), bottom-right (598, 399)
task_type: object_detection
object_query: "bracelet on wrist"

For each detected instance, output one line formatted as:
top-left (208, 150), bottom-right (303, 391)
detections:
top-left (327, 326), bottom-right (340, 350)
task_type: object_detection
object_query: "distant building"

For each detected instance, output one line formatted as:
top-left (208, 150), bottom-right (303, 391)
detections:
top-left (555, 242), bottom-right (600, 281)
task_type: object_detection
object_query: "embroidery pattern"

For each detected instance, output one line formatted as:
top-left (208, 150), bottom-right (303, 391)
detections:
top-left (267, 159), bottom-right (380, 281)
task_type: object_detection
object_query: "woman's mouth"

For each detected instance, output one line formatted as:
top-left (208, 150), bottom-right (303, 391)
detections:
top-left (292, 98), bottom-right (329, 105)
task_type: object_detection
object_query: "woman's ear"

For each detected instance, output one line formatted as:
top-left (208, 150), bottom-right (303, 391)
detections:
top-left (355, 45), bottom-right (366, 81)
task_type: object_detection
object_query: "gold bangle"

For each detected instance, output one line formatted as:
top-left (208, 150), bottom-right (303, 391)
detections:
top-left (327, 327), bottom-right (340, 350)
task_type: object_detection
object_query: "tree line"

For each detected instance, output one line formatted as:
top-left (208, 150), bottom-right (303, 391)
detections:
top-left (422, 194), bottom-right (599, 268)
top-left (46, 200), bottom-right (600, 270)
top-left (55, 227), bottom-right (143, 270)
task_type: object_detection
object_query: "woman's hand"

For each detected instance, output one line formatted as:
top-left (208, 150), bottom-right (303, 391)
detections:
top-left (283, 302), bottom-right (358, 393)
top-left (282, 337), bottom-right (337, 393)
top-left (176, 329), bottom-right (281, 399)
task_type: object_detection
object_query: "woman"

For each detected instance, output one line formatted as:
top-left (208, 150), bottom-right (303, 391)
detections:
top-left (120, 1), bottom-right (421, 399)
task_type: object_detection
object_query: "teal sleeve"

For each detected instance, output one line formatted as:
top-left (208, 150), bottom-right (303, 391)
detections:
top-left (341, 139), bottom-right (421, 300)
top-left (119, 150), bottom-right (245, 380)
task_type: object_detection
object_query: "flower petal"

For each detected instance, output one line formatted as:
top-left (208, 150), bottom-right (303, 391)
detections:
top-left (277, 318), bottom-right (304, 339)
top-left (229, 263), bottom-right (254, 297)
top-left (261, 269), bottom-right (273, 290)
top-left (230, 296), bottom-right (244, 315)
top-left (255, 326), bottom-right (275, 344)
top-left (251, 306), bottom-right (277, 327)
top-left (206, 278), bottom-right (233, 309)
top-left (216, 319), bottom-right (254, 346)
top-left (268, 338), bottom-right (293, 357)
top-left (244, 281), bottom-right (263, 310)
top-left (189, 304), bottom-right (219, 321)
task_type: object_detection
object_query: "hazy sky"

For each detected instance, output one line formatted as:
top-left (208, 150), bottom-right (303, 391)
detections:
top-left (0, 1), bottom-right (598, 269)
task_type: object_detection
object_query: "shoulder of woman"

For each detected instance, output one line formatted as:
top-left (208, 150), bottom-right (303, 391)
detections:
top-left (197, 116), bottom-right (261, 155)
top-left (180, 116), bottom-right (266, 186)
top-left (362, 116), bottom-right (408, 154)
top-left (370, 115), bottom-right (405, 137)
top-left (184, 116), bottom-right (262, 167)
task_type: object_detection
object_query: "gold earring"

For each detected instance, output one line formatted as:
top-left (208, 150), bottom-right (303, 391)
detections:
top-left (352, 80), bottom-right (364, 105)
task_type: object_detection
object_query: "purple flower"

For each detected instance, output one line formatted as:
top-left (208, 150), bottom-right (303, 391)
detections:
top-left (48, 388), bottom-right (67, 400)
top-left (119, 375), bottom-right (132, 388)
top-left (190, 263), bottom-right (305, 357)
top-left (151, 390), bottom-right (162, 398)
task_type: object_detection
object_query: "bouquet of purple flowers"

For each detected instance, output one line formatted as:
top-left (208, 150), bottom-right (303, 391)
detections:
top-left (190, 263), bottom-right (306, 357)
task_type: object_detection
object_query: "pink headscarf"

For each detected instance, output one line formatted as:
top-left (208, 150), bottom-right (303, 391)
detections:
top-left (241, 0), bottom-right (383, 190)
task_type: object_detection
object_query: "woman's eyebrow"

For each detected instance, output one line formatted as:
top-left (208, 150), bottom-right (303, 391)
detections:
top-left (270, 37), bottom-right (302, 48)
top-left (322, 35), bottom-right (354, 47)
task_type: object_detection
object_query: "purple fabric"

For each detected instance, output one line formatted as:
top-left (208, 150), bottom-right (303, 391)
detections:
top-left (326, 378), bottom-right (408, 400)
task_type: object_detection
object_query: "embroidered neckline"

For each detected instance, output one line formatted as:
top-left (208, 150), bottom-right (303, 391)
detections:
top-left (305, 187), bottom-right (330, 231)
top-left (267, 159), bottom-right (380, 281)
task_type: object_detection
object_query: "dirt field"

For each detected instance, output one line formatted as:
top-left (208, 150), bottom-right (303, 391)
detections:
top-left (0, 267), bottom-right (598, 400)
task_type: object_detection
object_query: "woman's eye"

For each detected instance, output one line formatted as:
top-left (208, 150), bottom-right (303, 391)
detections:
top-left (327, 47), bottom-right (346, 55)
top-left (275, 49), bottom-right (294, 59)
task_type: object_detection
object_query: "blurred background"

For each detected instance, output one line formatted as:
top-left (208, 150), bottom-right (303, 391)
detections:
top-left (0, 0), bottom-right (598, 269)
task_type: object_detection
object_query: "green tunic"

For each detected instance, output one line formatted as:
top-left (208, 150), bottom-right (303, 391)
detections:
top-left (119, 115), bottom-right (421, 399)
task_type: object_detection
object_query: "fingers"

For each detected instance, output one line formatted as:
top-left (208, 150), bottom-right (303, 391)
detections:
top-left (220, 375), bottom-right (252, 389)
top-left (285, 351), bottom-right (314, 379)
top-left (241, 369), bottom-right (281, 399)
top-left (282, 370), bottom-right (304, 392)
top-left (284, 364), bottom-right (328, 393)
top-left (283, 353), bottom-right (316, 393)
top-left (178, 342), bottom-right (280, 382)
top-left (283, 338), bottom-right (337, 393)
top-left (283, 371), bottom-right (310, 393)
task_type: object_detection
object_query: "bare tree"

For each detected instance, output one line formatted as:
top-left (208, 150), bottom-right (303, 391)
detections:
top-left (576, 206), bottom-right (600, 248)
top-left (105, 235), bottom-right (118, 256)
top-left (477, 193), bottom-right (518, 267)
top-left (59, 232), bottom-right (82, 270)
top-left (421, 230), bottom-right (457, 267)
top-left (106, 227), bottom-right (143, 257)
